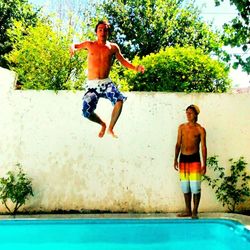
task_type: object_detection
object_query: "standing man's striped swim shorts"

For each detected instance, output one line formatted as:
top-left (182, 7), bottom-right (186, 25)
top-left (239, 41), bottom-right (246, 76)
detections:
top-left (179, 152), bottom-right (201, 194)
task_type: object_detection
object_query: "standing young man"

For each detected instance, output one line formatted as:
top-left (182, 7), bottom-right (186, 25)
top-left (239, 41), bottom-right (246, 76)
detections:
top-left (174, 104), bottom-right (207, 219)
top-left (70, 20), bottom-right (144, 138)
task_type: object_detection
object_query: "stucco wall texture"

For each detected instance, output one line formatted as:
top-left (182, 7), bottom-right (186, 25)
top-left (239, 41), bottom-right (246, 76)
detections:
top-left (0, 67), bottom-right (249, 213)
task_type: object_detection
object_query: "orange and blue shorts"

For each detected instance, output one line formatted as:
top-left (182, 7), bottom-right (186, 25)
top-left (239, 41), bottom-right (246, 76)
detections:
top-left (179, 152), bottom-right (201, 194)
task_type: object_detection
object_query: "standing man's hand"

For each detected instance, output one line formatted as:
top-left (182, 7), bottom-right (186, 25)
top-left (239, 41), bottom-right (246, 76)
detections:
top-left (174, 160), bottom-right (179, 171)
top-left (201, 166), bottom-right (206, 175)
top-left (69, 44), bottom-right (75, 57)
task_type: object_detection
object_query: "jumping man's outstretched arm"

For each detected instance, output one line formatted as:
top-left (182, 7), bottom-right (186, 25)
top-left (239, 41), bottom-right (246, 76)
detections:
top-left (113, 44), bottom-right (144, 73)
top-left (70, 41), bottom-right (90, 57)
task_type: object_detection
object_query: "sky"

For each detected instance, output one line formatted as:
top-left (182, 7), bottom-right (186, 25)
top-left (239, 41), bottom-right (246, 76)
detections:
top-left (29, 0), bottom-right (249, 87)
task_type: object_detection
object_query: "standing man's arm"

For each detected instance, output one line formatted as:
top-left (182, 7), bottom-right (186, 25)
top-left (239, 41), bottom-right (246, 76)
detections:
top-left (200, 127), bottom-right (207, 175)
top-left (174, 125), bottom-right (182, 171)
top-left (113, 44), bottom-right (145, 73)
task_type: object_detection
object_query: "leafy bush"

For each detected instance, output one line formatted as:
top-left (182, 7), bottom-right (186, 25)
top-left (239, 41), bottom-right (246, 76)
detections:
top-left (0, 164), bottom-right (33, 215)
top-left (5, 20), bottom-right (87, 90)
top-left (203, 156), bottom-right (250, 212)
top-left (109, 60), bottom-right (133, 91)
top-left (123, 46), bottom-right (231, 92)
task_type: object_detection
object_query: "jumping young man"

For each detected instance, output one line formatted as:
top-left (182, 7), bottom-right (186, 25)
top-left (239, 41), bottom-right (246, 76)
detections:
top-left (70, 20), bottom-right (144, 138)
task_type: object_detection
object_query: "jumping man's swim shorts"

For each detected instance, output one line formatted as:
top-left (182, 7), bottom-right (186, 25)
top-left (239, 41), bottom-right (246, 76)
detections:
top-left (82, 78), bottom-right (127, 118)
top-left (179, 152), bottom-right (201, 194)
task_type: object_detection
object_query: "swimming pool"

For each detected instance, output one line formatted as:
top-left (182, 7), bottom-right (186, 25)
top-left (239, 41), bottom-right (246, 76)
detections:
top-left (0, 218), bottom-right (249, 250)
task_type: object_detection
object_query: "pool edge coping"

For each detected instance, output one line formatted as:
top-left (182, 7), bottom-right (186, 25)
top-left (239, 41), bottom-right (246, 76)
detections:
top-left (0, 212), bottom-right (249, 228)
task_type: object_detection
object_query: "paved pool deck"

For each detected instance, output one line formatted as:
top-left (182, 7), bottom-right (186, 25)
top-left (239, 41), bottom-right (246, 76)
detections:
top-left (0, 213), bottom-right (249, 229)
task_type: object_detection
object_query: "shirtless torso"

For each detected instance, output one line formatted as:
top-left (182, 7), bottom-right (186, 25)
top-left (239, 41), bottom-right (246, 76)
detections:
top-left (86, 41), bottom-right (114, 79)
top-left (178, 122), bottom-right (203, 155)
top-left (70, 23), bottom-right (144, 80)
top-left (174, 107), bottom-right (207, 174)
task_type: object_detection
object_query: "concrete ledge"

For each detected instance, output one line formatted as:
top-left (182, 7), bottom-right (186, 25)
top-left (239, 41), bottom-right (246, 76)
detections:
top-left (0, 213), bottom-right (249, 228)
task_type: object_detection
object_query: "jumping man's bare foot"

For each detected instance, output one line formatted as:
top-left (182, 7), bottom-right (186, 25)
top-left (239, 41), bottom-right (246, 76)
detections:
top-left (107, 129), bottom-right (118, 138)
top-left (98, 123), bottom-right (106, 138)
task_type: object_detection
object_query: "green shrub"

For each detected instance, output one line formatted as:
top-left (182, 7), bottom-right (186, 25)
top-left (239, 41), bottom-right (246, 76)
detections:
top-left (109, 60), bottom-right (133, 91)
top-left (123, 46), bottom-right (231, 92)
top-left (0, 164), bottom-right (33, 215)
top-left (5, 20), bottom-right (87, 90)
top-left (203, 156), bottom-right (250, 212)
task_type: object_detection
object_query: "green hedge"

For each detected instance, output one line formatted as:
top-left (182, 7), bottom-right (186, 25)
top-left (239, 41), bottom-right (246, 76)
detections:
top-left (123, 46), bottom-right (231, 92)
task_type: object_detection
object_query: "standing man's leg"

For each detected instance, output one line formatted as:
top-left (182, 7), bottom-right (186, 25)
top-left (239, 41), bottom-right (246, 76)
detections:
top-left (192, 193), bottom-right (201, 219)
top-left (178, 162), bottom-right (193, 217)
top-left (108, 100), bottom-right (123, 138)
top-left (177, 192), bottom-right (192, 217)
top-left (184, 193), bottom-right (192, 215)
top-left (190, 163), bottom-right (202, 219)
top-left (178, 176), bottom-right (192, 217)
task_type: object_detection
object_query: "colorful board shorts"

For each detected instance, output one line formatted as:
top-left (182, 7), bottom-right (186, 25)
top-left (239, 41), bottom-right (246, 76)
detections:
top-left (82, 78), bottom-right (127, 118)
top-left (179, 152), bottom-right (201, 194)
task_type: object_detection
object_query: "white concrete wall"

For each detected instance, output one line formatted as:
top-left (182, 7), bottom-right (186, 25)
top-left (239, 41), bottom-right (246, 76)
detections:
top-left (0, 67), bottom-right (249, 213)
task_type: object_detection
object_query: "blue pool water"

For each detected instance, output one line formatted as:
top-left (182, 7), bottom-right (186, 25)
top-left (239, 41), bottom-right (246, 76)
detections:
top-left (0, 218), bottom-right (249, 250)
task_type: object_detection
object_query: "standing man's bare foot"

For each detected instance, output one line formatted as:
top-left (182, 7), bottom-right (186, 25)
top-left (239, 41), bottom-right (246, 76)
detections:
top-left (98, 123), bottom-right (106, 138)
top-left (107, 129), bottom-right (118, 138)
top-left (177, 212), bottom-right (192, 217)
top-left (192, 212), bottom-right (199, 219)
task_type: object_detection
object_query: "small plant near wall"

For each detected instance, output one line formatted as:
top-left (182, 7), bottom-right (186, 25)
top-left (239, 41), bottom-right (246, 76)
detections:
top-left (0, 163), bottom-right (33, 215)
top-left (203, 156), bottom-right (250, 212)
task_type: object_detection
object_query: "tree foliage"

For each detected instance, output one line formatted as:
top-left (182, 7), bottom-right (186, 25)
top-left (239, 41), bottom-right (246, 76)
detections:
top-left (5, 20), bottom-right (87, 90)
top-left (101, 0), bottom-right (223, 60)
top-left (0, 0), bottom-right (40, 68)
top-left (123, 46), bottom-right (231, 92)
top-left (215, 0), bottom-right (250, 73)
top-left (2, 0), bottom-right (231, 92)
